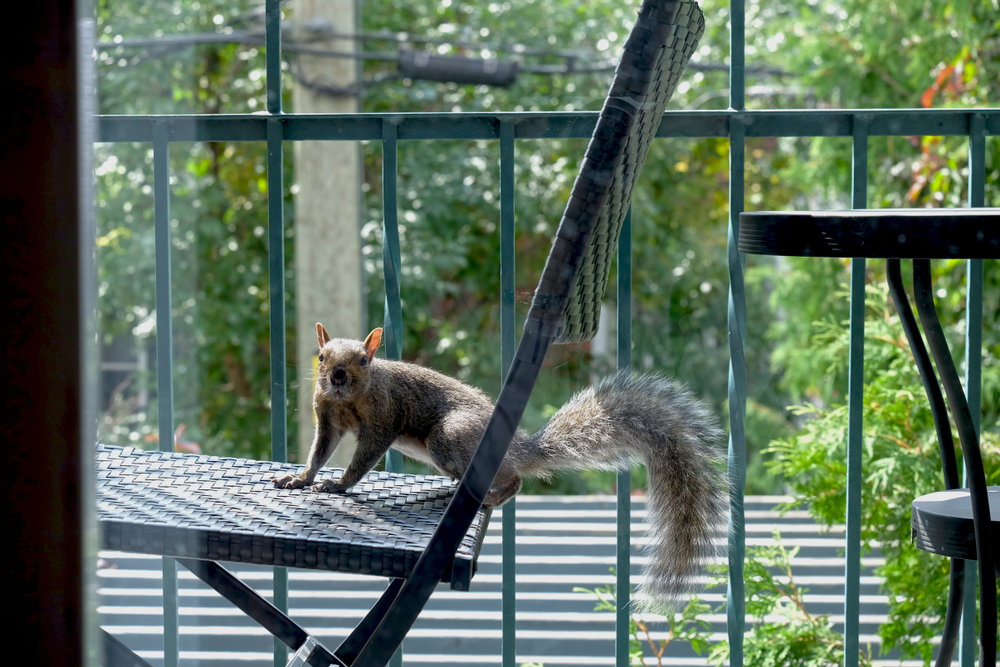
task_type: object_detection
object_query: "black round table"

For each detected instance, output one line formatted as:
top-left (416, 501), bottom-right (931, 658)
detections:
top-left (739, 208), bottom-right (1000, 259)
top-left (739, 207), bottom-right (999, 667)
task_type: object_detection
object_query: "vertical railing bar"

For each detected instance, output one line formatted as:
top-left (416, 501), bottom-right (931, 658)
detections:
top-left (726, 1), bottom-right (747, 664)
top-left (381, 121), bottom-right (403, 413)
top-left (499, 119), bottom-right (517, 667)
top-left (843, 115), bottom-right (868, 667)
top-left (267, 116), bottom-right (289, 667)
top-left (499, 120), bottom-right (516, 399)
top-left (265, 0), bottom-right (282, 115)
top-left (615, 206), bottom-right (633, 667)
top-left (264, 2), bottom-right (288, 665)
top-left (381, 117), bottom-right (404, 667)
top-left (958, 112), bottom-right (985, 667)
top-left (729, 1), bottom-right (745, 112)
top-left (725, 117), bottom-right (747, 667)
top-left (152, 120), bottom-right (179, 667)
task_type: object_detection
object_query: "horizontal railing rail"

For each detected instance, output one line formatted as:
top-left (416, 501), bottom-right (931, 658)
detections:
top-left (97, 108), bottom-right (1000, 143)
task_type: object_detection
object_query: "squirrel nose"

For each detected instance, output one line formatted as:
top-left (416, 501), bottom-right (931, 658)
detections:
top-left (331, 367), bottom-right (348, 386)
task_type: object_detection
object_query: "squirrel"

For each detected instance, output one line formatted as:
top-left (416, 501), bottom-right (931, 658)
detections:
top-left (274, 322), bottom-right (728, 611)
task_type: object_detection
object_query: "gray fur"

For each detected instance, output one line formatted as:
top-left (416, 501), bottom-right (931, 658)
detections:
top-left (275, 326), bottom-right (727, 613)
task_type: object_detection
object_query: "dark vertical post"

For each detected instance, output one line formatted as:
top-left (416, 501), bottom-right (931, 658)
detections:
top-left (615, 207), bottom-right (633, 667)
top-left (726, 1), bottom-right (747, 663)
top-left (958, 112), bottom-right (985, 667)
top-left (79, 10), bottom-right (100, 663)
top-left (152, 121), bottom-right (179, 667)
top-left (843, 115), bottom-right (868, 667)
top-left (2, 1), bottom-right (95, 665)
top-left (265, 1), bottom-right (288, 664)
top-left (499, 119), bottom-right (517, 667)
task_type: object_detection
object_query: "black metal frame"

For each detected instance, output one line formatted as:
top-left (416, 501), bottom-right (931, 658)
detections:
top-left (739, 208), bottom-right (997, 667)
top-left (176, 559), bottom-right (346, 666)
top-left (102, 631), bottom-right (157, 667)
top-left (340, 3), bottom-right (704, 663)
top-left (884, 260), bottom-right (965, 666)
top-left (888, 259), bottom-right (997, 667)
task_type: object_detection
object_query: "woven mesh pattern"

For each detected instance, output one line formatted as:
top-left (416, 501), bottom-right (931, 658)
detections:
top-left (529, 0), bottom-right (705, 343)
top-left (96, 445), bottom-right (487, 589)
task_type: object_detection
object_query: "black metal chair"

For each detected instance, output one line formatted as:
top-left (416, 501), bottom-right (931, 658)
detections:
top-left (334, 2), bottom-right (706, 663)
top-left (740, 209), bottom-right (999, 667)
top-left (98, 2), bottom-right (707, 665)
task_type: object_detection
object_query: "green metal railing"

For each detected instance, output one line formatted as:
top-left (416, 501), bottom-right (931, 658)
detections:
top-left (843, 117), bottom-right (868, 667)
top-left (95, 0), bottom-right (998, 665)
top-left (961, 115), bottom-right (986, 667)
top-left (499, 118), bottom-right (518, 667)
top-left (380, 117), bottom-right (405, 667)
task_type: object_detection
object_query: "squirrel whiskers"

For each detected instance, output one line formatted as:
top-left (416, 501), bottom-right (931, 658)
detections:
top-left (274, 323), bottom-right (728, 612)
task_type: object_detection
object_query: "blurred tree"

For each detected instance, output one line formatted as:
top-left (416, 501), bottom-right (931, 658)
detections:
top-left (94, 0), bottom-right (997, 498)
top-left (95, 0), bottom-right (293, 457)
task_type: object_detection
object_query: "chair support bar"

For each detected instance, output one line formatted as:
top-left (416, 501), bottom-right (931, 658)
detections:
top-left (885, 259), bottom-right (964, 667)
top-left (885, 260), bottom-right (961, 489)
top-left (175, 558), bottom-right (344, 667)
top-left (910, 259), bottom-right (996, 667)
top-left (335, 579), bottom-right (405, 665)
top-left (102, 629), bottom-right (157, 667)
top-left (349, 328), bottom-right (553, 667)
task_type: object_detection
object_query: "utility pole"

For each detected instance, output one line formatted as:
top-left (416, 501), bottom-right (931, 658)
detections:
top-left (292, 0), bottom-right (362, 467)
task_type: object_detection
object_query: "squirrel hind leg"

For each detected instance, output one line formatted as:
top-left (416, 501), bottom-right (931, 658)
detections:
top-left (483, 475), bottom-right (521, 509)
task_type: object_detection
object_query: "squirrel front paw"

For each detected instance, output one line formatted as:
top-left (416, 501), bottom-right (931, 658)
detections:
top-left (313, 478), bottom-right (350, 494)
top-left (273, 474), bottom-right (311, 490)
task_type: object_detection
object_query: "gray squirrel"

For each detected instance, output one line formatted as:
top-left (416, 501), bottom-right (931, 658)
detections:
top-left (274, 323), bottom-right (728, 611)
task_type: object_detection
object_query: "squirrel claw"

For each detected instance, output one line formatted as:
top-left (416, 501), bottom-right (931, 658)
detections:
top-left (313, 479), bottom-right (347, 494)
top-left (273, 475), bottom-right (310, 490)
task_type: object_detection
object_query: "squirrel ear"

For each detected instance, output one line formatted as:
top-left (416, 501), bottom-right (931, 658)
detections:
top-left (362, 328), bottom-right (382, 362)
top-left (316, 323), bottom-right (332, 348)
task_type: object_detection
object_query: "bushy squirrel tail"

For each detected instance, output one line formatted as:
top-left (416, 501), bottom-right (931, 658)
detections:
top-left (527, 371), bottom-right (728, 612)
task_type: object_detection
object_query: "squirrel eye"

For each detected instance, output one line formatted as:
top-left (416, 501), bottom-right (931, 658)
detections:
top-left (318, 354), bottom-right (324, 362)
top-left (360, 356), bottom-right (367, 367)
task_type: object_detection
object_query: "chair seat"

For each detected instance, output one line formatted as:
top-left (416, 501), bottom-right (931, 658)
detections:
top-left (97, 444), bottom-right (488, 590)
top-left (911, 486), bottom-right (999, 575)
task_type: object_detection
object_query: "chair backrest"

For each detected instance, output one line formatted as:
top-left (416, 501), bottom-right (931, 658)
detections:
top-left (528, 0), bottom-right (705, 343)
top-left (353, 5), bottom-right (707, 664)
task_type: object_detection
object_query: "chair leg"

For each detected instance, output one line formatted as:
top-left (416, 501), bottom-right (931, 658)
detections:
top-left (911, 260), bottom-right (997, 667)
top-left (349, 331), bottom-right (551, 667)
top-left (175, 558), bottom-right (345, 667)
top-left (885, 259), bottom-right (961, 489)
top-left (348, 483), bottom-right (487, 667)
top-left (335, 578), bottom-right (404, 665)
top-left (887, 260), bottom-right (970, 666)
top-left (101, 629), bottom-right (156, 667)
top-left (934, 558), bottom-right (965, 667)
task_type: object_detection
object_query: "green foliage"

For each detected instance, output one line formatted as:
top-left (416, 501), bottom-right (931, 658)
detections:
top-left (708, 532), bottom-right (874, 667)
top-left (743, 0), bottom-right (1000, 208)
top-left (94, 0), bottom-right (999, 505)
top-left (573, 569), bottom-right (714, 666)
top-left (570, 543), bottom-right (873, 666)
top-left (355, 0), bottom-right (795, 492)
top-left (765, 280), bottom-right (1000, 660)
top-left (96, 0), bottom-right (797, 474)
top-left (95, 0), bottom-right (295, 457)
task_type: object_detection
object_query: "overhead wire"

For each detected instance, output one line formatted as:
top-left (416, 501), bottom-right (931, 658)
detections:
top-left (97, 25), bottom-right (789, 94)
